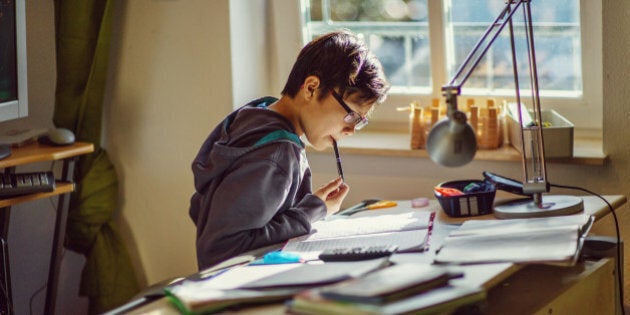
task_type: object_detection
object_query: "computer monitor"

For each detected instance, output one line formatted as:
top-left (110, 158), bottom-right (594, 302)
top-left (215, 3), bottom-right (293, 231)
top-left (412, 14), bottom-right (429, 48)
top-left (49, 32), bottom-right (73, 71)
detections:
top-left (0, 0), bottom-right (29, 123)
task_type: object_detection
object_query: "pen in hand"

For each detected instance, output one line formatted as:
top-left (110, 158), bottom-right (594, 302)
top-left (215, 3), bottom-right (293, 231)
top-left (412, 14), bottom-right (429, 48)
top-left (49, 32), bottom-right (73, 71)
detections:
top-left (333, 139), bottom-right (344, 182)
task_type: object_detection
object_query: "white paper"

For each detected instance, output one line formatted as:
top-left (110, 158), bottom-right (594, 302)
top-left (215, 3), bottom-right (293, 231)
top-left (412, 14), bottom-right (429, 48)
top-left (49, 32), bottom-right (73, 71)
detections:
top-left (283, 229), bottom-right (428, 261)
top-left (173, 264), bottom-right (301, 292)
top-left (306, 211), bottom-right (432, 241)
top-left (434, 214), bottom-right (592, 265)
top-left (282, 210), bottom-right (433, 260)
top-left (449, 213), bottom-right (590, 237)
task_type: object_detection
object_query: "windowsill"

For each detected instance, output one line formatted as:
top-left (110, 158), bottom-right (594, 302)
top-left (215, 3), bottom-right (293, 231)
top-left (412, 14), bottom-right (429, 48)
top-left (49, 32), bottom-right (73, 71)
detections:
top-left (315, 130), bottom-right (607, 166)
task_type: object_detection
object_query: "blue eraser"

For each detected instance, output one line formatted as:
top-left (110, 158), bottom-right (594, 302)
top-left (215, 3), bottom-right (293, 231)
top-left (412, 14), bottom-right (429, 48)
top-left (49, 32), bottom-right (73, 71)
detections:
top-left (262, 251), bottom-right (302, 264)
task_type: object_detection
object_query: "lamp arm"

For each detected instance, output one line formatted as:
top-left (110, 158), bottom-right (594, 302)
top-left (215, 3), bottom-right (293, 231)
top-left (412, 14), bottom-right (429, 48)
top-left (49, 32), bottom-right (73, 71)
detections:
top-left (441, 0), bottom-right (525, 137)
top-left (445, 0), bottom-right (525, 91)
top-left (427, 1), bottom-right (528, 167)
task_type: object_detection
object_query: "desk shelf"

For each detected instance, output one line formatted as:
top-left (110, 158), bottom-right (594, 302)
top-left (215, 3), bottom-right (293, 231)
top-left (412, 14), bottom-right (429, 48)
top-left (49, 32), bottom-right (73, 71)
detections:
top-left (0, 182), bottom-right (74, 208)
top-left (0, 142), bottom-right (94, 315)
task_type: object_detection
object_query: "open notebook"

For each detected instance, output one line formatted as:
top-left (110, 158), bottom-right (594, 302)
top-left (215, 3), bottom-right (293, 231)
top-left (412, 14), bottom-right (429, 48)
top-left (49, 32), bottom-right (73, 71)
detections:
top-left (433, 213), bottom-right (594, 265)
top-left (282, 210), bottom-right (435, 261)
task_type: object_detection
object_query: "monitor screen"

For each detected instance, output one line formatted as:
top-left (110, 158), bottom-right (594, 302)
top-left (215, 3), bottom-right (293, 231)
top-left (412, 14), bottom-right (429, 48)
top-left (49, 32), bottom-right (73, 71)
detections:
top-left (0, 0), bottom-right (28, 122)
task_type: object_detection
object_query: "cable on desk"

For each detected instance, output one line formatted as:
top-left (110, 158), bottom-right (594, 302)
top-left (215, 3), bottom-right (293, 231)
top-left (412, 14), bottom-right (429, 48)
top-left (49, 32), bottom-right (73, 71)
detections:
top-left (549, 182), bottom-right (625, 315)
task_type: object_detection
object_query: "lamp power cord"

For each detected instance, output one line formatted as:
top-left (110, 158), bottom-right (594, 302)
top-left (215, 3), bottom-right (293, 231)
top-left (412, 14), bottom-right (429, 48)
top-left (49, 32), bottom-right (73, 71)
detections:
top-left (549, 182), bottom-right (625, 315)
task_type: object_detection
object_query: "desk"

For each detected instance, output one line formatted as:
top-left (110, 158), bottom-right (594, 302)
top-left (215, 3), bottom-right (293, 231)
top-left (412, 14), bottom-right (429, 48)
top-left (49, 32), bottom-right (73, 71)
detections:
top-left (0, 142), bottom-right (94, 315)
top-left (118, 195), bottom-right (626, 315)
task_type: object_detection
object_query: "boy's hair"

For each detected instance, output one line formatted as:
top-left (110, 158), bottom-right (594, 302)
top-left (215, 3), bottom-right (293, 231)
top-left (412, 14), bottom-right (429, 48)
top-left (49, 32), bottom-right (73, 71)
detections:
top-left (281, 30), bottom-right (390, 106)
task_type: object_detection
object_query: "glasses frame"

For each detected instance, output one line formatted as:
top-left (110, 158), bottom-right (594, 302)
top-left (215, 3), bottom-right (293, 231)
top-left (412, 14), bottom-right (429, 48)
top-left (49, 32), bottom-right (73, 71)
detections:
top-left (331, 90), bottom-right (369, 130)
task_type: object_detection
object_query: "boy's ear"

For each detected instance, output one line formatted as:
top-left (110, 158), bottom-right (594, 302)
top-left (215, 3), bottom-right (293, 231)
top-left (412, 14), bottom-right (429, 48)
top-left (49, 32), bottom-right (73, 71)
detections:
top-left (303, 76), bottom-right (321, 97)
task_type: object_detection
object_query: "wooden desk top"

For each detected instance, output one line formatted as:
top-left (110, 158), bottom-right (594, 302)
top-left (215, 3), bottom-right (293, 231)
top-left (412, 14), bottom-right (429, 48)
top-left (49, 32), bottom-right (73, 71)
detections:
top-left (0, 142), bottom-right (94, 169)
top-left (123, 195), bottom-right (627, 315)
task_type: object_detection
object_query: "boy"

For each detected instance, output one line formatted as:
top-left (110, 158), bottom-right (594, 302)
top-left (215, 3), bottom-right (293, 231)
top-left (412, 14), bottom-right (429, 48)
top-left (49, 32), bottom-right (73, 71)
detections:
top-left (190, 30), bottom-right (389, 270)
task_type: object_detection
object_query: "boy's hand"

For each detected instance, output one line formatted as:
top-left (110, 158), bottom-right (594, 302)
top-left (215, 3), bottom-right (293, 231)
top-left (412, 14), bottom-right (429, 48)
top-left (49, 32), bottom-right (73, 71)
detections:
top-left (314, 177), bottom-right (349, 214)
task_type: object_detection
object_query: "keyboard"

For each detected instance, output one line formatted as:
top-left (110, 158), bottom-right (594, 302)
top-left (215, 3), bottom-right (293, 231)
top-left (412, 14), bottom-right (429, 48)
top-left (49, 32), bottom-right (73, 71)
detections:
top-left (0, 171), bottom-right (56, 198)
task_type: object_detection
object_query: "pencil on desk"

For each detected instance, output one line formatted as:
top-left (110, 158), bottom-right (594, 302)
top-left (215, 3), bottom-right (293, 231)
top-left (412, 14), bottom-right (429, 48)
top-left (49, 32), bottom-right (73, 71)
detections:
top-left (333, 139), bottom-right (344, 182)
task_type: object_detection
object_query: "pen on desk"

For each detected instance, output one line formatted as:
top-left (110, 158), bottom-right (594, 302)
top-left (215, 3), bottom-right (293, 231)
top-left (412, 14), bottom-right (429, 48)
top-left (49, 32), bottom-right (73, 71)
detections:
top-left (333, 139), bottom-right (344, 181)
top-left (337, 200), bottom-right (398, 216)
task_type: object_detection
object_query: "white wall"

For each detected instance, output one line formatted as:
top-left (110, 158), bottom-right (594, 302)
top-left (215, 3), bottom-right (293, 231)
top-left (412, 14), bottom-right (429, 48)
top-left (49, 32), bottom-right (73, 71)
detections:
top-left (4, 0), bottom-right (630, 313)
top-left (105, 0), bottom-right (235, 285)
top-left (229, 0), bottom-right (270, 105)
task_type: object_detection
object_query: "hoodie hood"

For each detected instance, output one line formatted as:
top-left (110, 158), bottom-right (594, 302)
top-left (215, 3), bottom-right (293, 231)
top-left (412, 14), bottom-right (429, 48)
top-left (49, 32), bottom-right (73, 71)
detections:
top-left (191, 97), bottom-right (303, 194)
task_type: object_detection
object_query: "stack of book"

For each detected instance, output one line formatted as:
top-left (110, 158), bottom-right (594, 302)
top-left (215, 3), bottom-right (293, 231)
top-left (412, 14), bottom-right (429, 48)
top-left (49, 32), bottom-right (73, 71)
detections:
top-left (288, 263), bottom-right (485, 315)
top-left (164, 258), bottom-right (390, 314)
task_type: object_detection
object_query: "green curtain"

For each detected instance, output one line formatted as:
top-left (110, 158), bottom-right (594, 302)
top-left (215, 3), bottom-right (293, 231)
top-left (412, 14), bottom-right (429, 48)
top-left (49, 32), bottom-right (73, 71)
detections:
top-left (54, 0), bottom-right (139, 313)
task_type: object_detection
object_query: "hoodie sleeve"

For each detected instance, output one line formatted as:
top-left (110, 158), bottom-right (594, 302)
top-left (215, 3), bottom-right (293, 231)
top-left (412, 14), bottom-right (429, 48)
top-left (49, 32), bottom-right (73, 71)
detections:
top-left (194, 143), bottom-right (326, 269)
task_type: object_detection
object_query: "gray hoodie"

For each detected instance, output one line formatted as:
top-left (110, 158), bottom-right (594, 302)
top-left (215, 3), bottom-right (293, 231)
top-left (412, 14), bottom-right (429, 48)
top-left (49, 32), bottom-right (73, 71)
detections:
top-left (190, 97), bottom-right (327, 270)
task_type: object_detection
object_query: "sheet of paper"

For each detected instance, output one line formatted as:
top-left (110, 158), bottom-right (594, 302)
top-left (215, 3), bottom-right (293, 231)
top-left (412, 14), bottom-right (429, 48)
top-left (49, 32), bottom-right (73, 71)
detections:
top-left (172, 259), bottom-right (392, 296)
top-left (434, 214), bottom-right (592, 265)
top-left (240, 259), bottom-right (389, 289)
top-left (435, 225), bottom-right (579, 264)
top-left (450, 213), bottom-right (590, 237)
top-left (283, 229), bottom-right (428, 261)
top-left (178, 264), bottom-right (301, 291)
top-left (305, 211), bottom-right (432, 242)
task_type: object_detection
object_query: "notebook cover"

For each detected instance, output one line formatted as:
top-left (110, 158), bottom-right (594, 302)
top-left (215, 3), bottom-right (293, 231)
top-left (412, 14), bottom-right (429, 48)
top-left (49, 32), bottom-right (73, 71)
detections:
top-left (319, 263), bottom-right (461, 304)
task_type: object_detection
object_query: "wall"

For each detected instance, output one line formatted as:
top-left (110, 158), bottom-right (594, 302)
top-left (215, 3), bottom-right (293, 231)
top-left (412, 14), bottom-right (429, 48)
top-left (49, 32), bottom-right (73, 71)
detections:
top-left (105, 0), bottom-right (270, 287)
top-left (105, 0), bottom-right (234, 285)
top-left (3, 0), bottom-right (630, 313)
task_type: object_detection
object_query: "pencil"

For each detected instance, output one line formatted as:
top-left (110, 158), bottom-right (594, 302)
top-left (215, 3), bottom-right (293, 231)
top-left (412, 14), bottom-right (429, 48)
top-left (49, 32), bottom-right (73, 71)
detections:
top-left (333, 139), bottom-right (344, 182)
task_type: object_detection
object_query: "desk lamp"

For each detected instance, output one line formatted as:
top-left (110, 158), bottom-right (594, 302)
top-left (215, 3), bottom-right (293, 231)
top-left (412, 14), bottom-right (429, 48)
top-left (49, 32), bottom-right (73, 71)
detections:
top-left (426, 0), bottom-right (583, 218)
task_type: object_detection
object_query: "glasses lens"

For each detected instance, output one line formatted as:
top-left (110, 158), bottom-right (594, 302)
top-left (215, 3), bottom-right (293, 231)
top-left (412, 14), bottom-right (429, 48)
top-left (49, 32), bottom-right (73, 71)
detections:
top-left (343, 112), bottom-right (359, 124)
top-left (354, 117), bottom-right (369, 130)
top-left (335, 92), bottom-right (368, 130)
top-left (343, 112), bottom-right (368, 130)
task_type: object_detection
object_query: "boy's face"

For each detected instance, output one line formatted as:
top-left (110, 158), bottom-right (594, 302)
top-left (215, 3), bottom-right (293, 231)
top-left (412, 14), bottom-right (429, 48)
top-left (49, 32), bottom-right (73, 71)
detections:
top-left (303, 90), bottom-right (373, 151)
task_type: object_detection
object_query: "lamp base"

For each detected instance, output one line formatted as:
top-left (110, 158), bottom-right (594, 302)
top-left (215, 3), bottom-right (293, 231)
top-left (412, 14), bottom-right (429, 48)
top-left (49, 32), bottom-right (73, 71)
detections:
top-left (493, 195), bottom-right (584, 219)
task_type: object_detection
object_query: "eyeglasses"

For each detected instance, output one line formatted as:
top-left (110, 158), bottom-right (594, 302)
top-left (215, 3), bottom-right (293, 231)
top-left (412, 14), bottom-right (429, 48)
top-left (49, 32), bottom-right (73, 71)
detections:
top-left (331, 90), bottom-right (368, 130)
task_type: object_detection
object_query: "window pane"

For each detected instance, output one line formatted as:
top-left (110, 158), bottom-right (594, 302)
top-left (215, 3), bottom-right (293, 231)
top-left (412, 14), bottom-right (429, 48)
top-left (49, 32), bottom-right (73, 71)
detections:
top-left (303, 0), bottom-right (431, 91)
top-left (446, 0), bottom-right (582, 95)
top-left (303, 0), bottom-right (581, 96)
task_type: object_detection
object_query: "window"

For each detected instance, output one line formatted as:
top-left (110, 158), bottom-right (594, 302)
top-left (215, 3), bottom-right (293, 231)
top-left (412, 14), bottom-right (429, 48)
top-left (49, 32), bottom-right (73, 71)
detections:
top-left (282, 0), bottom-right (601, 133)
top-left (303, 0), bottom-right (433, 94)
top-left (443, 0), bottom-right (582, 96)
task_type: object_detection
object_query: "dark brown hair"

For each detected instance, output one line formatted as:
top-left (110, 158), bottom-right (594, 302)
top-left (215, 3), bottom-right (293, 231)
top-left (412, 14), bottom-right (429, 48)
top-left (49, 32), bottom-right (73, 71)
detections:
top-left (281, 30), bottom-right (389, 106)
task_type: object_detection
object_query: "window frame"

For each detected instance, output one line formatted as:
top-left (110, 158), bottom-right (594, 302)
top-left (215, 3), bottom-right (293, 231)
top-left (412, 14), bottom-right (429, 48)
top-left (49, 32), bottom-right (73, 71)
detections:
top-left (269, 0), bottom-right (602, 135)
